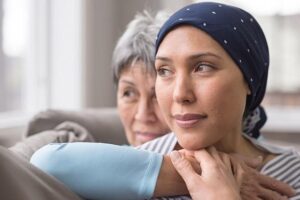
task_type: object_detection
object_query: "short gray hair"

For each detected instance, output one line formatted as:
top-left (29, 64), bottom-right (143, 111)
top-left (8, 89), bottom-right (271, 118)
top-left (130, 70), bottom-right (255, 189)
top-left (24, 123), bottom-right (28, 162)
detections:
top-left (112, 10), bottom-right (169, 84)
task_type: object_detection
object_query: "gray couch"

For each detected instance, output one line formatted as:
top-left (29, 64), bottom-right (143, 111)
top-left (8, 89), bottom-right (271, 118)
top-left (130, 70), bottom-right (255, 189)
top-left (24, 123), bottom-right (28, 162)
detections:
top-left (0, 108), bottom-right (128, 200)
top-left (8, 108), bottom-right (128, 160)
top-left (25, 107), bottom-right (127, 145)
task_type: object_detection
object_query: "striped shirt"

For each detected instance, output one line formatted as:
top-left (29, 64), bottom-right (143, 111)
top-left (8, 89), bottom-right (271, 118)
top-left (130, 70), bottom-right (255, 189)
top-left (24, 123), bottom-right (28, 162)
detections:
top-left (137, 133), bottom-right (300, 200)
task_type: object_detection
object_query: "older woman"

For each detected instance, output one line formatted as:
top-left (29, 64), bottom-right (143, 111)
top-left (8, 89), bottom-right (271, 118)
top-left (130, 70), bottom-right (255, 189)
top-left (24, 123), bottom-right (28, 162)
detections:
top-left (112, 11), bottom-right (170, 146)
top-left (30, 6), bottom-right (296, 200)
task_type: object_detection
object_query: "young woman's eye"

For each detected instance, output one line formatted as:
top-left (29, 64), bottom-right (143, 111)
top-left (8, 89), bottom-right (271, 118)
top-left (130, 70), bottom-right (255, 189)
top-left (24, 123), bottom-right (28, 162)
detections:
top-left (156, 67), bottom-right (172, 77)
top-left (194, 63), bottom-right (213, 72)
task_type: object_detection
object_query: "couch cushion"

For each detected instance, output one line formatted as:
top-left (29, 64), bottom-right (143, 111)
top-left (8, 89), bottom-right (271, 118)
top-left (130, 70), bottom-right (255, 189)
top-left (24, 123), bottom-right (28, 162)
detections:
top-left (25, 108), bottom-right (127, 145)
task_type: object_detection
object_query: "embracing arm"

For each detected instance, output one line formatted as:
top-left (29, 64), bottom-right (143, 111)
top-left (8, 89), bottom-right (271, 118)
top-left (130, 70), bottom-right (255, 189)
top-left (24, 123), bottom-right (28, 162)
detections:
top-left (30, 143), bottom-right (187, 200)
top-left (30, 142), bottom-right (295, 200)
top-left (154, 156), bottom-right (188, 197)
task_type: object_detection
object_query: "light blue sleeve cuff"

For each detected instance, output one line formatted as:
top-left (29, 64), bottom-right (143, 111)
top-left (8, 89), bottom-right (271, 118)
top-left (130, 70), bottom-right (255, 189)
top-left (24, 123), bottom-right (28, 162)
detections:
top-left (138, 151), bottom-right (163, 199)
top-left (30, 143), bottom-right (163, 200)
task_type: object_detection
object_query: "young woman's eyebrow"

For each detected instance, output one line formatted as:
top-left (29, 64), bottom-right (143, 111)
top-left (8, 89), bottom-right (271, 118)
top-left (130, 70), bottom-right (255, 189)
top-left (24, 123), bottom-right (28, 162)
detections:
top-left (155, 52), bottom-right (221, 62)
top-left (188, 52), bottom-right (221, 60)
top-left (155, 56), bottom-right (173, 63)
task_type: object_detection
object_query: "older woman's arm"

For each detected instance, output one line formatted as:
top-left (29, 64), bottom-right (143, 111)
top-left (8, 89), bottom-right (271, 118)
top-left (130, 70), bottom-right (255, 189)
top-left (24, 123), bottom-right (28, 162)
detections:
top-left (30, 143), bottom-right (188, 200)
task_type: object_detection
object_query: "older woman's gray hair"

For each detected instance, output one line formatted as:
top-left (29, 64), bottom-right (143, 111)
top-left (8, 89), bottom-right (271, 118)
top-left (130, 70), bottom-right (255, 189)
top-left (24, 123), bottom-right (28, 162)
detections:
top-left (112, 10), bottom-right (169, 84)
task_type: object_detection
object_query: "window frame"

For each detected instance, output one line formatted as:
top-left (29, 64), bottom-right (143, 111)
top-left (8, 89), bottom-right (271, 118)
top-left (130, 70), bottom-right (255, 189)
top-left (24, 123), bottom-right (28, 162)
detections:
top-left (0, 0), bottom-right (85, 131)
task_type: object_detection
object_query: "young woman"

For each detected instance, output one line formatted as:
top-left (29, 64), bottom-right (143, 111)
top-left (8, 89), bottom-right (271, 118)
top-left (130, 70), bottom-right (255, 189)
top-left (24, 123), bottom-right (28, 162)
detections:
top-left (148, 2), bottom-right (300, 199)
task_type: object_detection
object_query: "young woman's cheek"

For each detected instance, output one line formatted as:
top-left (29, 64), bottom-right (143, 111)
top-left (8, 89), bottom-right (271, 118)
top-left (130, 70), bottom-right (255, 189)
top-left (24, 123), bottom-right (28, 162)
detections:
top-left (155, 79), bottom-right (173, 120)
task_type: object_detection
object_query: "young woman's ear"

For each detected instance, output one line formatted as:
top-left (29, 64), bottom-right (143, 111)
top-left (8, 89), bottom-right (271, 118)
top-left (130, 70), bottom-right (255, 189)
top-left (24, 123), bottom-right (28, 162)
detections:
top-left (244, 81), bottom-right (251, 95)
top-left (247, 88), bottom-right (251, 95)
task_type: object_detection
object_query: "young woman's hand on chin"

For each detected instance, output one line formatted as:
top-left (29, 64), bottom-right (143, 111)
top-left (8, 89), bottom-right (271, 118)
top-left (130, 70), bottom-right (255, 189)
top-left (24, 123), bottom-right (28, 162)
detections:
top-left (170, 146), bottom-right (241, 200)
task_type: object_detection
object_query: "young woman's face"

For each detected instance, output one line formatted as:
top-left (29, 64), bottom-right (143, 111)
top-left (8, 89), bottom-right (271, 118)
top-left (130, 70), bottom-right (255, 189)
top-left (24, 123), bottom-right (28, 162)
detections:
top-left (117, 62), bottom-right (170, 146)
top-left (155, 26), bottom-right (250, 151)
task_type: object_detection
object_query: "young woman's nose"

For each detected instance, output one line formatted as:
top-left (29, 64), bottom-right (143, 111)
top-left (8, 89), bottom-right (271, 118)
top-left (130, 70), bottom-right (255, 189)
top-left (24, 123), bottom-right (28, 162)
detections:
top-left (173, 75), bottom-right (196, 105)
top-left (134, 98), bottom-right (156, 122)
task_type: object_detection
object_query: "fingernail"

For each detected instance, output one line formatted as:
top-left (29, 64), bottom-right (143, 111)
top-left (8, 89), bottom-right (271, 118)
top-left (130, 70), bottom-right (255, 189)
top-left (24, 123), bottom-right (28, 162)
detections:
top-left (170, 151), bottom-right (182, 162)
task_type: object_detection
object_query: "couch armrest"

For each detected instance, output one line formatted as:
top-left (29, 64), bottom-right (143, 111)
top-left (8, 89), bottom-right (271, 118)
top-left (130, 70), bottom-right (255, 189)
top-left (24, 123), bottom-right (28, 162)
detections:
top-left (25, 108), bottom-right (127, 145)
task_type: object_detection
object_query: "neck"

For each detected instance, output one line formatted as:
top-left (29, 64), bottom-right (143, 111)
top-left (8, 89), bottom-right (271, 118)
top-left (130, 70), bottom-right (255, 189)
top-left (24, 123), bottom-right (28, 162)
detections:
top-left (214, 131), bottom-right (265, 159)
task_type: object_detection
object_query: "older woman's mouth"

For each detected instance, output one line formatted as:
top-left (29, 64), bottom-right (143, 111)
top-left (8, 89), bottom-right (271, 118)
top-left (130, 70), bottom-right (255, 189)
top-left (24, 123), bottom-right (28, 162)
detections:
top-left (173, 113), bottom-right (207, 128)
top-left (135, 131), bottom-right (164, 142)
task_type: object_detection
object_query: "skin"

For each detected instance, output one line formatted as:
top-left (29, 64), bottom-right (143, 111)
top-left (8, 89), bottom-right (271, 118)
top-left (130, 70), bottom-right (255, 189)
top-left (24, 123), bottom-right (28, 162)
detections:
top-left (155, 25), bottom-right (263, 155)
top-left (117, 62), bottom-right (170, 146)
top-left (155, 150), bottom-right (294, 199)
top-left (154, 25), bottom-right (293, 199)
top-left (170, 147), bottom-right (241, 200)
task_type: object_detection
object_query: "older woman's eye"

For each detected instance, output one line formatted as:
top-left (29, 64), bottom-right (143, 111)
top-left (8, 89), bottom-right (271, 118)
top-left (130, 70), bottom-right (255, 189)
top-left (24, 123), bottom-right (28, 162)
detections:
top-left (123, 90), bottom-right (135, 98)
top-left (119, 88), bottom-right (138, 103)
top-left (194, 63), bottom-right (213, 73)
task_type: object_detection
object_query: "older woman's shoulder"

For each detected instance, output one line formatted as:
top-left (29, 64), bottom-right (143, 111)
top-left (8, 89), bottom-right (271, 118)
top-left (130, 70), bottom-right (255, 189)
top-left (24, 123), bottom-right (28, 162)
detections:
top-left (261, 150), bottom-right (300, 190)
top-left (136, 132), bottom-right (177, 154)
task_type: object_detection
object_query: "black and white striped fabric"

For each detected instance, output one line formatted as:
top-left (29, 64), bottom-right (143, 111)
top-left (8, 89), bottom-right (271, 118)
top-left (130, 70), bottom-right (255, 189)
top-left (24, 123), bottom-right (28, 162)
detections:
top-left (137, 133), bottom-right (300, 200)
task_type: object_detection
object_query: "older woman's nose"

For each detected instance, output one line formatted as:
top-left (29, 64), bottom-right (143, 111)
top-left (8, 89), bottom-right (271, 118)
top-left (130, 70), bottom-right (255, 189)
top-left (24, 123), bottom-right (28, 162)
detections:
top-left (173, 76), bottom-right (196, 105)
top-left (134, 99), bottom-right (156, 123)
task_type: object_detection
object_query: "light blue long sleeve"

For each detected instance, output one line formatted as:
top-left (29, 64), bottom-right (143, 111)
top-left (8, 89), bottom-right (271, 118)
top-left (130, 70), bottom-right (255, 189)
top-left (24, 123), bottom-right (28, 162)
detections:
top-left (30, 143), bottom-right (163, 200)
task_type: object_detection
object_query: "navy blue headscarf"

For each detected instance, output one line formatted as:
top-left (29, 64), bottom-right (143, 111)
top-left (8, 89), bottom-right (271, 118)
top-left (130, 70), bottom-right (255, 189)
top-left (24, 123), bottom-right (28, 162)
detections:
top-left (155, 2), bottom-right (269, 138)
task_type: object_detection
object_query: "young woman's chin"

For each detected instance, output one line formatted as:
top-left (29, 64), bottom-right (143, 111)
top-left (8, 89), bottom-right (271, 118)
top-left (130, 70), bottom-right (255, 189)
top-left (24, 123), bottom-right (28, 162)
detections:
top-left (176, 132), bottom-right (220, 151)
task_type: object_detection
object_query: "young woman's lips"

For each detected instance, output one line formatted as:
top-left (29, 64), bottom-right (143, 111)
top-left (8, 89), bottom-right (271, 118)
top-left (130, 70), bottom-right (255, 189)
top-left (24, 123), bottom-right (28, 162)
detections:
top-left (173, 113), bottom-right (207, 128)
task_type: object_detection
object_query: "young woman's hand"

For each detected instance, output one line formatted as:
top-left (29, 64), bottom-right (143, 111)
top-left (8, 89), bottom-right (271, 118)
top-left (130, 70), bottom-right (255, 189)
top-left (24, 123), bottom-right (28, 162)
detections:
top-left (170, 146), bottom-right (241, 200)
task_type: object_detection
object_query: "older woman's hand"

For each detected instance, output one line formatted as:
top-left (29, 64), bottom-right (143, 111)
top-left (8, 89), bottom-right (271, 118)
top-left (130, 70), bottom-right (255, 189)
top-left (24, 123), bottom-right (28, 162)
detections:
top-left (229, 153), bottom-right (294, 200)
top-left (170, 147), bottom-right (241, 200)
top-left (171, 148), bottom-right (294, 200)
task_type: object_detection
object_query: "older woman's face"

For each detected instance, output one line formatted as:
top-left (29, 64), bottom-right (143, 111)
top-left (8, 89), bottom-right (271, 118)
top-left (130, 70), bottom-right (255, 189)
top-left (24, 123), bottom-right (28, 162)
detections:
top-left (117, 62), bottom-right (170, 146)
top-left (155, 26), bottom-right (250, 151)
